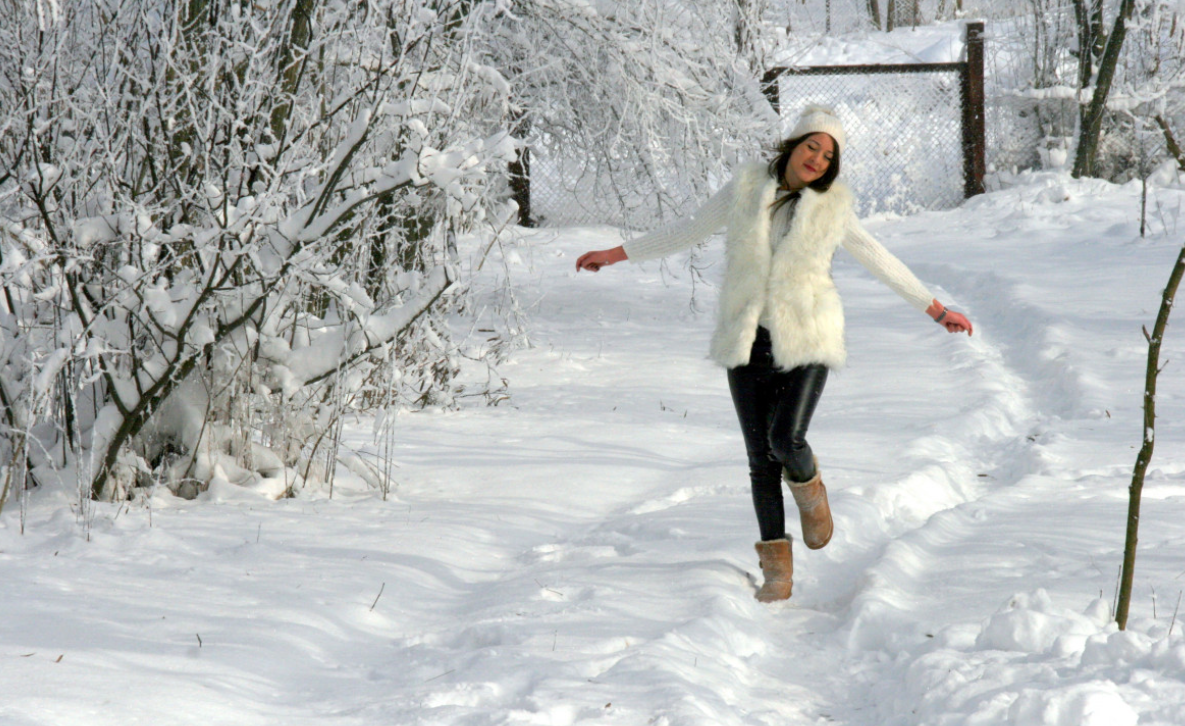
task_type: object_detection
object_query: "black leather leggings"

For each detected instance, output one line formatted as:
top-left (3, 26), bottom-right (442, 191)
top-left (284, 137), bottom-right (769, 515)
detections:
top-left (726, 327), bottom-right (828, 542)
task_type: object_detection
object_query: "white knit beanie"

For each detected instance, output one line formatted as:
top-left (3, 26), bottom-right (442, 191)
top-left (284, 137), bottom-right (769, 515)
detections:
top-left (787, 105), bottom-right (846, 152)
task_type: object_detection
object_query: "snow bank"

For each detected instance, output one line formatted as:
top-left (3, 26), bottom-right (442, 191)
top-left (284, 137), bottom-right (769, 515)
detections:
top-left (874, 589), bottom-right (1185, 725)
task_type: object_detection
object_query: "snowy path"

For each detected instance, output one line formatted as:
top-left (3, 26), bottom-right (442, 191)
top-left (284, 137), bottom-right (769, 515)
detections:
top-left (4, 175), bottom-right (1185, 725)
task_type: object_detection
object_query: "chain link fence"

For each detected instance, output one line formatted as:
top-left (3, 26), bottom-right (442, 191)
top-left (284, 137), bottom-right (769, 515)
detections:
top-left (984, 94), bottom-right (1044, 175)
top-left (527, 139), bottom-right (699, 230)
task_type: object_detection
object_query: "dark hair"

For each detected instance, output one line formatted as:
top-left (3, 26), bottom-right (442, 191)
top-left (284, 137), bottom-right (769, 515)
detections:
top-left (767, 133), bottom-right (841, 194)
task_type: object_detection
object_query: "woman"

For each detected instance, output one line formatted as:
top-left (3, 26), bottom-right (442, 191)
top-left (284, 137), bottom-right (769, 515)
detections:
top-left (575, 105), bottom-right (973, 603)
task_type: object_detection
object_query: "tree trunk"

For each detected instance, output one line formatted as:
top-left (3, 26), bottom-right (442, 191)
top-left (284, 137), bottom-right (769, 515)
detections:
top-left (867, 0), bottom-right (882, 30)
top-left (734, 0), bottom-right (768, 66)
top-left (270, 0), bottom-right (316, 144)
top-left (887, 0), bottom-right (919, 30)
top-left (1072, 0), bottom-right (1094, 90)
top-left (1072, 0), bottom-right (1137, 178)
top-left (508, 112), bottom-right (532, 227)
top-left (1115, 242), bottom-right (1185, 630)
top-left (1071, 0), bottom-right (1108, 135)
top-left (1091, 0), bottom-right (1107, 59)
top-left (1155, 115), bottom-right (1185, 170)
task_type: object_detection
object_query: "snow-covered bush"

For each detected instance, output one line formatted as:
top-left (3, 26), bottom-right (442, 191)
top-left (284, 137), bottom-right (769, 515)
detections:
top-left (0, 0), bottom-right (516, 503)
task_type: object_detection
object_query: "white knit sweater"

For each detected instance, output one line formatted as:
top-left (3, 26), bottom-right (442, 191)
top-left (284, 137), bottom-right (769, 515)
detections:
top-left (622, 167), bottom-right (935, 369)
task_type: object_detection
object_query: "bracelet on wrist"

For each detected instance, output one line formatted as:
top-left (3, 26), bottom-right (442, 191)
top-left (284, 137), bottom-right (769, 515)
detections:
top-left (935, 309), bottom-right (948, 323)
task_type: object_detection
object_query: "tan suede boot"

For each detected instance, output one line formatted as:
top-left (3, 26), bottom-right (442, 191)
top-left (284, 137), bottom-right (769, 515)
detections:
top-left (754, 538), bottom-right (793, 602)
top-left (785, 460), bottom-right (833, 550)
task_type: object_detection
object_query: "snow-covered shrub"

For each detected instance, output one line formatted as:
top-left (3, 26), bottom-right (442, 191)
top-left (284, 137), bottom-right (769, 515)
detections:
top-left (0, 0), bottom-right (517, 503)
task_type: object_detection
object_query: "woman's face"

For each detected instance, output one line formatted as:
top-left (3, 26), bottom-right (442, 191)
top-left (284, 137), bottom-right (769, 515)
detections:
top-left (783, 133), bottom-right (836, 190)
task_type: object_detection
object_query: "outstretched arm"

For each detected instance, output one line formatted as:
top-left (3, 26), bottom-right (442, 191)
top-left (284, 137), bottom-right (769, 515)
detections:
top-left (575, 180), bottom-right (734, 272)
top-left (843, 220), bottom-right (973, 336)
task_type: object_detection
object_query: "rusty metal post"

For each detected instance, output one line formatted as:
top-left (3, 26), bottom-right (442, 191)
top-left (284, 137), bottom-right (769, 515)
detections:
top-left (961, 21), bottom-right (986, 197)
top-left (761, 68), bottom-right (781, 115)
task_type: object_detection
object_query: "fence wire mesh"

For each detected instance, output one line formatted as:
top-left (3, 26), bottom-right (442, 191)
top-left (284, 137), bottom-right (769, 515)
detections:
top-left (527, 139), bottom-right (699, 231)
top-left (985, 94), bottom-right (1044, 175)
top-left (529, 67), bottom-right (976, 227)
top-left (772, 68), bottom-right (967, 217)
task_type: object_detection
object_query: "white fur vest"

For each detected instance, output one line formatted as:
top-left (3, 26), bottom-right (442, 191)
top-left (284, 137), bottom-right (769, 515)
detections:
top-left (709, 162), bottom-right (854, 371)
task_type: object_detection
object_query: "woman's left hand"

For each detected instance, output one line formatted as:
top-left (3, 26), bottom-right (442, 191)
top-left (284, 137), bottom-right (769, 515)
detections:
top-left (926, 299), bottom-right (973, 336)
top-left (939, 310), bottom-right (973, 335)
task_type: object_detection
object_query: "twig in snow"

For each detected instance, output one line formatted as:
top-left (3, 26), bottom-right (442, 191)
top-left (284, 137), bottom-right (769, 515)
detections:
top-left (1112, 564), bottom-right (1122, 619)
top-left (256, 523), bottom-right (262, 543)
top-left (1171, 592), bottom-right (1183, 638)
top-left (424, 669), bottom-right (455, 683)
top-left (370, 582), bottom-right (386, 611)
top-left (196, 633), bottom-right (202, 648)
top-left (534, 579), bottom-right (563, 598)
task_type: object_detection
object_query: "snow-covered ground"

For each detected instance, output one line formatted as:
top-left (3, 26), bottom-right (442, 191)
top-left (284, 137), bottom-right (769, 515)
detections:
top-left (5, 170), bottom-right (1185, 725)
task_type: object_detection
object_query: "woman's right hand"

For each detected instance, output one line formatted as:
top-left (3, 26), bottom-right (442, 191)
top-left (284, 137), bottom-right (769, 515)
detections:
top-left (576, 246), bottom-right (627, 272)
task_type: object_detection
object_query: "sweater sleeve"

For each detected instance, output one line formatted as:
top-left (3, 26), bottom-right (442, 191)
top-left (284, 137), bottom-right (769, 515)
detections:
top-left (621, 180), bottom-right (734, 263)
top-left (841, 217), bottom-right (934, 313)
